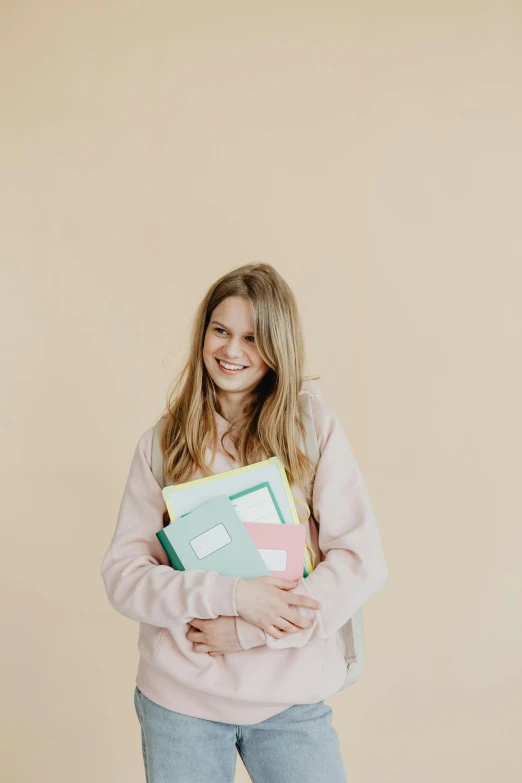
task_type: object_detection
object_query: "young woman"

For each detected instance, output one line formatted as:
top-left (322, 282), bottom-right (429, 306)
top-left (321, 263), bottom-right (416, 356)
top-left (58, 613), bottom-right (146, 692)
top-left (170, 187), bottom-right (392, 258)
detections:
top-left (101, 262), bottom-right (388, 783)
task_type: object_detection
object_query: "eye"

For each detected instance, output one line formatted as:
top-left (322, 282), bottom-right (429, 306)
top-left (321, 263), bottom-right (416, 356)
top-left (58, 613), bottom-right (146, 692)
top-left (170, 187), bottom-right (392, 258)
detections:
top-left (215, 327), bottom-right (255, 343)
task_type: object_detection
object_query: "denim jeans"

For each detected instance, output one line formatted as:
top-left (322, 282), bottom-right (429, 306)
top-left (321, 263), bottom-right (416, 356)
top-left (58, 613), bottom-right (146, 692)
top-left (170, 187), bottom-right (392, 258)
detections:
top-left (134, 685), bottom-right (347, 783)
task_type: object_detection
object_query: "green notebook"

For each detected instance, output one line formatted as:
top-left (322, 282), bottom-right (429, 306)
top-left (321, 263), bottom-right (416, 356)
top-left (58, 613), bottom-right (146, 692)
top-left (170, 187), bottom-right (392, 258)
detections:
top-left (156, 494), bottom-right (270, 579)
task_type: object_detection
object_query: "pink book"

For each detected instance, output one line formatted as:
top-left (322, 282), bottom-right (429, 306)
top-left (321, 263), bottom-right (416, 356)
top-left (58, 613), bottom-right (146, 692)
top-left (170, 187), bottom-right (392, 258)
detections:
top-left (243, 522), bottom-right (306, 581)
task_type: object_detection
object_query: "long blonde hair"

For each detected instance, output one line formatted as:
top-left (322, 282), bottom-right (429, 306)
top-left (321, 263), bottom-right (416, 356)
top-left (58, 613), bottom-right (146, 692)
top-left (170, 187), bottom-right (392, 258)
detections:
top-left (160, 262), bottom-right (320, 497)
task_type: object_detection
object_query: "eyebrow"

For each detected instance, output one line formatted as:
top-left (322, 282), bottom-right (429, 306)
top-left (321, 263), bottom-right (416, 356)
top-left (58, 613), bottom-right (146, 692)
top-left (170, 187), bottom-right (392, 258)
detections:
top-left (210, 320), bottom-right (254, 336)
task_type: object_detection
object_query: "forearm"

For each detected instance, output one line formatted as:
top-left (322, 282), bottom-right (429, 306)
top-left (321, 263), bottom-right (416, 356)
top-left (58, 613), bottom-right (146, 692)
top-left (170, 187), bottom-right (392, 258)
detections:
top-left (102, 552), bottom-right (239, 626)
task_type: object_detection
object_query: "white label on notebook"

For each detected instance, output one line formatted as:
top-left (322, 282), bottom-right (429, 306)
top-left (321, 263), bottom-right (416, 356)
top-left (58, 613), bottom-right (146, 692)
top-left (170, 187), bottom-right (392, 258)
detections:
top-left (259, 548), bottom-right (287, 571)
top-left (190, 524), bottom-right (232, 560)
top-left (231, 486), bottom-right (281, 524)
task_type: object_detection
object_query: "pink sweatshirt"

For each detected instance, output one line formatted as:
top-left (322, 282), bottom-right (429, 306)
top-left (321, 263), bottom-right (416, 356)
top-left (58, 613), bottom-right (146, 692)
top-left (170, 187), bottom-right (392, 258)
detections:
top-left (101, 379), bottom-right (388, 725)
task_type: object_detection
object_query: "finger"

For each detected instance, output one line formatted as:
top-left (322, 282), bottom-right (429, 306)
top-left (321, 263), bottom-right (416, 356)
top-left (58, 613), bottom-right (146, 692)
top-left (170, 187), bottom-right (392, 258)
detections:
top-left (208, 651), bottom-right (223, 657)
top-left (274, 618), bottom-right (303, 634)
top-left (267, 577), bottom-right (299, 590)
top-left (282, 592), bottom-right (321, 609)
top-left (187, 630), bottom-right (207, 643)
top-left (265, 625), bottom-right (285, 639)
top-left (280, 605), bottom-right (313, 628)
top-left (188, 618), bottom-right (206, 630)
top-left (283, 610), bottom-right (313, 629)
top-left (194, 642), bottom-right (212, 653)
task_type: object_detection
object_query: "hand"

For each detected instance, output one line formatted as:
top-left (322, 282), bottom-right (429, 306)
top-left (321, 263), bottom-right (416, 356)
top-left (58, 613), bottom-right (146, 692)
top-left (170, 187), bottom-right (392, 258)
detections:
top-left (235, 576), bottom-right (321, 639)
top-left (186, 616), bottom-right (243, 656)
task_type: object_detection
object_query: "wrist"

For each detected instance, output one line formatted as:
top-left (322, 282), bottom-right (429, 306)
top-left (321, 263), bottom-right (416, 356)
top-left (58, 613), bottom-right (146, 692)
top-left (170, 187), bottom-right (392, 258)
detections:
top-left (233, 577), bottom-right (241, 615)
top-left (234, 577), bottom-right (247, 617)
top-left (208, 574), bottom-right (240, 617)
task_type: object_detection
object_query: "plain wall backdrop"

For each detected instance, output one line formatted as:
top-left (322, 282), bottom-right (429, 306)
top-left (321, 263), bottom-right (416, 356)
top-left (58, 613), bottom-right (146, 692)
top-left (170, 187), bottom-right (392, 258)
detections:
top-left (1, 1), bottom-right (520, 781)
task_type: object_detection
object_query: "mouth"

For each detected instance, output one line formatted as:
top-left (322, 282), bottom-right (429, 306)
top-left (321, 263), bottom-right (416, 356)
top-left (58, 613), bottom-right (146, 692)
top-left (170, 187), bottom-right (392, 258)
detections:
top-left (215, 357), bottom-right (248, 374)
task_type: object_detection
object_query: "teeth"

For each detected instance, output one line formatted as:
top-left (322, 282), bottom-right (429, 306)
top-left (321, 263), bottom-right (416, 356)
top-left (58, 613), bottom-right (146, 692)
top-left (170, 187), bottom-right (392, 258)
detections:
top-left (219, 360), bottom-right (245, 370)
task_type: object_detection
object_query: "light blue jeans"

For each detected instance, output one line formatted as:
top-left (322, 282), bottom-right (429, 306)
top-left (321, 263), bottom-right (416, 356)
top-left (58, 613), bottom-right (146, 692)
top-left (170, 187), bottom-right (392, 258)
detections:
top-left (134, 685), bottom-right (347, 783)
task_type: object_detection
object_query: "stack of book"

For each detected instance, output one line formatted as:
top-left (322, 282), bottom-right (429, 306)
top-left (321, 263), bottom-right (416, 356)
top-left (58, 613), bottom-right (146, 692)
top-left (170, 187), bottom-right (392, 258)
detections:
top-left (156, 456), bottom-right (311, 581)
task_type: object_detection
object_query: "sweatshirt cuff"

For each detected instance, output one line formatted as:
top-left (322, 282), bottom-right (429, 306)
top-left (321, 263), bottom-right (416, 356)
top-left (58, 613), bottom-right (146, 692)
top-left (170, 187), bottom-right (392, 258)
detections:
top-left (235, 616), bottom-right (267, 650)
top-left (208, 574), bottom-right (240, 617)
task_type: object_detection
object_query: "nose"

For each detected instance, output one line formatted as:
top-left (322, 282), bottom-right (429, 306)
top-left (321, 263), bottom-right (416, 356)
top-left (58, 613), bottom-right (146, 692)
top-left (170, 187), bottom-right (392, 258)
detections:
top-left (223, 336), bottom-right (245, 360)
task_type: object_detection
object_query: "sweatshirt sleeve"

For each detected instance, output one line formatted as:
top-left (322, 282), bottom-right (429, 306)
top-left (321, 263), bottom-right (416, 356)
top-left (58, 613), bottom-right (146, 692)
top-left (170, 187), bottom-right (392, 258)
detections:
top-left (101, 426), bottom-right (240, 627)
top-left (235, 391), bottom-right (388, 650)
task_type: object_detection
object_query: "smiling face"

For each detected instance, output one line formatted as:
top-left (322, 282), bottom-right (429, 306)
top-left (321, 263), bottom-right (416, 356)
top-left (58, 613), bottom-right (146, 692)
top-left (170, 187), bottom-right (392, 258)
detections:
top-left (203, 295), bottom-right (270, 419)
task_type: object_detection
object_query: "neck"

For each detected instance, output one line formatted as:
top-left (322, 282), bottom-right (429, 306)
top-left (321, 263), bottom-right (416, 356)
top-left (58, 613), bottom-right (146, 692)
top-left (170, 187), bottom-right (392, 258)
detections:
top-left (216, 391), bottom-right (248, 424)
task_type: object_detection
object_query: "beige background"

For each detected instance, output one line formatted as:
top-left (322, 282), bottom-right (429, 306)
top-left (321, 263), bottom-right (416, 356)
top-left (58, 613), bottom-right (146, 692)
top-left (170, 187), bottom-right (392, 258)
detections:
top-left (1, 1), bottom-right (520, 781)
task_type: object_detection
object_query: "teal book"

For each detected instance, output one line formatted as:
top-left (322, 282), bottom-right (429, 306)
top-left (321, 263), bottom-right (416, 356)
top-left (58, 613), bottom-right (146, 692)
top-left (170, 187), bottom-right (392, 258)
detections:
top-left (156, 494), bottom-right (271, 580)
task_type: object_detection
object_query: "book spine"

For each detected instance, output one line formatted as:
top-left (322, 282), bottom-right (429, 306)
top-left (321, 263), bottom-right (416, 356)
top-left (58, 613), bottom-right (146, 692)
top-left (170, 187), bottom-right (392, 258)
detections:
top-left (156, 530), bottom-right (186, 571)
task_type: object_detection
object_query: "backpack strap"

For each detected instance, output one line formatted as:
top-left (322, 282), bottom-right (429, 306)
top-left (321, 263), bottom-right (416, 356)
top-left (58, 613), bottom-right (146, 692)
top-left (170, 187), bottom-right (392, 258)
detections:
top-left (151, 416), bottom-right (166, 489)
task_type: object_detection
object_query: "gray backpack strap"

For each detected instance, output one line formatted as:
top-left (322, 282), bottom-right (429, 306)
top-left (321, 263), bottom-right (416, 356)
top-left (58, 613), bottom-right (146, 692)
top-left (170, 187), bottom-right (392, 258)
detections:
top-left (151, 416), bottom-right (166, 489)
top-left (298, 388), bottom-right (365, 688)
